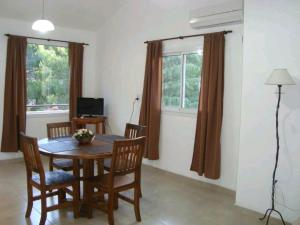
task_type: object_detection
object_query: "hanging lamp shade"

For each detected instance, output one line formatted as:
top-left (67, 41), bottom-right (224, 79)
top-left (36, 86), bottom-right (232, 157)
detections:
top-left (32, 0), bottom-right (55, 33)
top-left (32, 19), bottom-right (55, 33)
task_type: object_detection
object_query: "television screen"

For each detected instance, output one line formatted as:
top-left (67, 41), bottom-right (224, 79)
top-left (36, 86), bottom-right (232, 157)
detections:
top-left (77, 97), bottom-right (104, 116)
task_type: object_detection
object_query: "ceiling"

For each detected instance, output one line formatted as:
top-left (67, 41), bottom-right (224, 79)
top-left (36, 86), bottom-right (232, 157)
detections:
top-left (0, 0), bottom-right (238, 31)
top-left (0, 0), bottom-right (127, 31)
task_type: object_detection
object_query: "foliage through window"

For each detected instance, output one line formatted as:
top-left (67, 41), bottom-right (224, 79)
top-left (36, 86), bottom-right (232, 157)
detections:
top-left (26, 43), bottom-right (69, 112)
top-left (162, 51), bottom-right (202, 111)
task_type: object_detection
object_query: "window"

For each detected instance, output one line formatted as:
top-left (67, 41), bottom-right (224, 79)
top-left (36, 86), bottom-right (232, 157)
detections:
top-left (26, 43), bottom-right (69, 113)
top-left (162, 51), bottom-right (202, 112)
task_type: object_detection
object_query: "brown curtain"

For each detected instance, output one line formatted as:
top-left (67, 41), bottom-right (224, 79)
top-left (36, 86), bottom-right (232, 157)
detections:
top-left (69, 43), bottom-right (84, 121)
top-left (1, 36), bottom-right (27, 152)
top-left (139, 41), bottom-right (162, 160)
top-left (190, 32), bottom-right (225, 179)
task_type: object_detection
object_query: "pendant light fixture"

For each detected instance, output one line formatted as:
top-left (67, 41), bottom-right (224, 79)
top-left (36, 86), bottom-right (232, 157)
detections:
top-left (32, 0), bottom-right (55, 33)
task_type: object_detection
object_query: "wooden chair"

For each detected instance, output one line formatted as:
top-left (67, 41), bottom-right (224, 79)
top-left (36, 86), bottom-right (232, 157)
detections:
top-left (87, 137), bottom-right (146, 225)
top-left (47, 122), bottom-right (77, 171)
top-left (124, 123), bottom-right (146, 139)
top-left (104, 123), bottom-right (145, 170)
top-left (20, 132), bottom-right (79, 225)
top-left (104, 123), bottom-right (146, 197)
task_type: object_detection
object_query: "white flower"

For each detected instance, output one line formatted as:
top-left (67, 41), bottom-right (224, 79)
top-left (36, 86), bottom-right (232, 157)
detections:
top-left (73, 128), bottom-right (93, 139)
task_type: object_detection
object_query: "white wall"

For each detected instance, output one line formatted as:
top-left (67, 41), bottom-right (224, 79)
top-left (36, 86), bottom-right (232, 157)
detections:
top-left (236, 0), bottom-right (300, 223)
top-left (0, 18), bottom-right (97, 159)
top-left (94, 0), bottom-right (243, 190)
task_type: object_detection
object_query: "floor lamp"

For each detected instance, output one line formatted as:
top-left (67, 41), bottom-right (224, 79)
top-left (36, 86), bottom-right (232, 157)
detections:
top-left (260, 69), bottom-right (295, 225)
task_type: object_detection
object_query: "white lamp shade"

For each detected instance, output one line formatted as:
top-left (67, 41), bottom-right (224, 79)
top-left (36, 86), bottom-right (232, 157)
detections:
top-left (265, 69), bottom-right (296, 85)
top-left (32, 19), bottom-right (55, 33)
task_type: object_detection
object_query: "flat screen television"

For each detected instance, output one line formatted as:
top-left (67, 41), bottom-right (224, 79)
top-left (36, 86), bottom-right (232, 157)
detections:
top-left (77, 97), bottom-right (104, 117)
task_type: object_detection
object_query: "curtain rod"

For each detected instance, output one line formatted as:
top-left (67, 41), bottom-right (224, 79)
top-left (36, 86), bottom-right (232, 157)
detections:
top-left (4, 34), bottom-right (89, 46)
top-left (144, 30), bottom-right (232, 44)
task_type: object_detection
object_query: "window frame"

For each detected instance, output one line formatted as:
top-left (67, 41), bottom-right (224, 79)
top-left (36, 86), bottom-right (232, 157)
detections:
top-left (26, 40), bottom-right (70, 115)
top-left (162, 50), bottom-right (202, 114)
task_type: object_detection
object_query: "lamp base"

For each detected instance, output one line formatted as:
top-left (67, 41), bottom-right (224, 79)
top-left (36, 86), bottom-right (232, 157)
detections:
top-left (260, 208), bottom-right (286, 225)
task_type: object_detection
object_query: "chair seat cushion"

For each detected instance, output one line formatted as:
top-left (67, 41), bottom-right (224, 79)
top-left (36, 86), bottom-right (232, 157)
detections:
top-left (32, 171), bottom-right (76, 186)
top-left (103, 159), bottom-right (133, 171)
top-left (103, 159), bottom-right (111, 171)
top-left (92, 174), bottom-right (134, 189)
top-left (53, 159), bottom-right (80, 171)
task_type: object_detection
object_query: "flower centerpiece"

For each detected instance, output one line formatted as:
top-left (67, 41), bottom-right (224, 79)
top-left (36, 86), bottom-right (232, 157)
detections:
top-left (73, 129), bottom-right (95, 145)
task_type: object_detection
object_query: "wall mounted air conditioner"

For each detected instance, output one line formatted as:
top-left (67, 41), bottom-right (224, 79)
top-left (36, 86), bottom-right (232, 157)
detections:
top-left (189, 0), bottom-right (243, 29)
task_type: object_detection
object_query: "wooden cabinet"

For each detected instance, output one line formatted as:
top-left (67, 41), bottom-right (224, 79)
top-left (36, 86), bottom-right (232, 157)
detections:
top-left (72, 116), bottom-right (106, 134)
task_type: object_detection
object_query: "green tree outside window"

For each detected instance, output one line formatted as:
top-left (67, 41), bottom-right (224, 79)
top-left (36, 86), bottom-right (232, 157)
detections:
top-left (162, 52), bottom-right (202, 110)
top-left (26, 44), bottom-right (69, 112)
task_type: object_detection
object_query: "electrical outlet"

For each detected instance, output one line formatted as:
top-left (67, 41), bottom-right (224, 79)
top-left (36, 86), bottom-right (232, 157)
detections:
top-left (135, 94), bottom-right (141, 101)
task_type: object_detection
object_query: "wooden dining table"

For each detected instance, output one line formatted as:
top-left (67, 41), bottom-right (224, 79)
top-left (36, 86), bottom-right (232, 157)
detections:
top-left (38, 134), bottom-right (125, 217)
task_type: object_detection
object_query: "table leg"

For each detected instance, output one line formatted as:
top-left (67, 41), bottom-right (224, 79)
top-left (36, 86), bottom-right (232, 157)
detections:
top-left (82, 159), bottom-right (94, 218)
top-left (96, 123), bottom-right (101, 134)
top-left (72, 159), bottom-right (81, 196)
top-left (97, 159), bottom-right (104, 176)
top-left (102, 121), bottom-right (106, 134)
top-left (97, 159), bottom-right (105, 202)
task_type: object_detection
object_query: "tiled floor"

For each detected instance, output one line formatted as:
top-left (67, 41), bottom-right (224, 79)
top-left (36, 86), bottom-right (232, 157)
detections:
top-left (0, 158), bottom-right (285, 225)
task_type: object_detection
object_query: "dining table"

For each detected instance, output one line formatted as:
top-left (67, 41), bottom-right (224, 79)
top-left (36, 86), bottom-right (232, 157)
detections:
top-left (38, 134), bottom-right (125, 217)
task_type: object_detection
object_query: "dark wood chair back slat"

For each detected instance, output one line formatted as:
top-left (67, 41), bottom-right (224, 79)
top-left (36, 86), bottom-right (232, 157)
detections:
top-left (47, 122), bottom-right (72, 139)
top-left (124, 123), bottom-right (146, 139)
top-left (20, 132), bottom-right (79, 225)
top-left (88, 136), bottom-right (146, 224)
top-left (20, 132), bottom-right (45, 179)
top-left (110, 137), bottom-right (146, 177)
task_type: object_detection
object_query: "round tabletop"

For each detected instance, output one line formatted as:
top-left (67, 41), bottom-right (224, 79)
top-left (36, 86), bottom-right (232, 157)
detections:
top-left (38, 135), bottom-right (124, 160)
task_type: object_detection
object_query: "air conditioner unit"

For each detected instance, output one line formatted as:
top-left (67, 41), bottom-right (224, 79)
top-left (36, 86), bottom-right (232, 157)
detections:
top-left (189, 0), bottom-right (243, 29)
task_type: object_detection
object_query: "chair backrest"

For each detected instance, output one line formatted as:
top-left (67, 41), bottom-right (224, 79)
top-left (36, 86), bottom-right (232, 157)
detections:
top-left (110, 137), bottom-right (146, 177)
top-left (20, 132), bottom-right (45, 181)
top-left (47, 122), bottom-right (72, 139)
top-left (124, 123), bottom-right (146, 139)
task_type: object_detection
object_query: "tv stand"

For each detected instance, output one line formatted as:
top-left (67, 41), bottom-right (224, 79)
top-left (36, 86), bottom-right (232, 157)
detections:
top-left (72, 116), bottom-right (106, 134)
top-left (81, 115), bottom-right (97, 118)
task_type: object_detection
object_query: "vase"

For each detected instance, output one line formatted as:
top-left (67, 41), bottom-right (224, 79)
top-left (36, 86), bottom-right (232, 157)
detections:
top-left (76, 135), bottom-right (95, 145)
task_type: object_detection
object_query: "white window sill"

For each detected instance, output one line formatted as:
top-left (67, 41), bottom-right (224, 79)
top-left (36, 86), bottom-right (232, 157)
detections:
top-left (162, 109), bottom-right (197, 118)
top-left (27, 110), bottom-right (69, 118)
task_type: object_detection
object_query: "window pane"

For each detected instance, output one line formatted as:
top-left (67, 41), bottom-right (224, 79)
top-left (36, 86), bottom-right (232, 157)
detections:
top-left (184, 53), bottom-right (202, 109)
top-left (26, 44), bottom-right (69, 112)
top-left (162, 55), bottom-right (181, 108)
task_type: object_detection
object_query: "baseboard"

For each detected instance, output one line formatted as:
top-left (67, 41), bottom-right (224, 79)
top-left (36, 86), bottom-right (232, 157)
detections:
top-left (141, 163), bottom-right (235, 197)
top-left (0, 152), bottom-right (22, 161)
top-left (0, 157), bottom-right (23, 164)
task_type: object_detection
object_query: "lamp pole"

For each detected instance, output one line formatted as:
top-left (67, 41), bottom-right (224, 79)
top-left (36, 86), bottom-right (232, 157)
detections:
top-left (259, 84), bottom-right (286, 225)
top-left (261, 68), bottom-right (295, 224)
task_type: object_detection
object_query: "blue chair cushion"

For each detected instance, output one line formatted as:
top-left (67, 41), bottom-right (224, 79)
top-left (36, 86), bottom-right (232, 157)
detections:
top-left (32, 171), bottom-right (76, 186)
